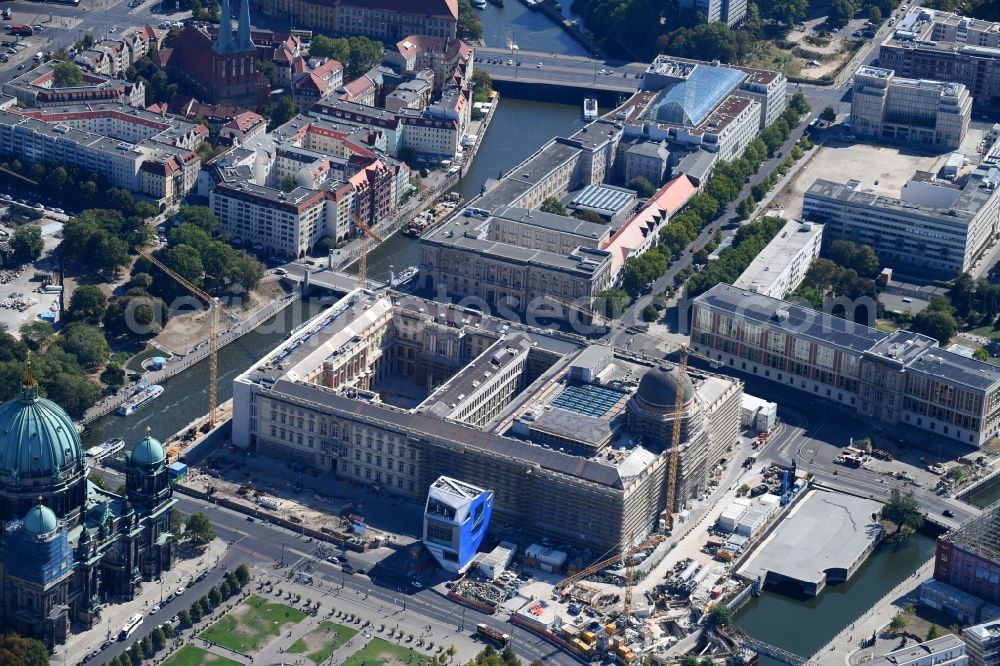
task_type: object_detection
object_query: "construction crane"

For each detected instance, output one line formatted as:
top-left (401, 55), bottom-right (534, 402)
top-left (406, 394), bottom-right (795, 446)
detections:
top-left (542, 294), bottom-right (624, 334)
top-left (663, 345), bottom-right (722, 531)
top-left (350, 212), bottom-right (383, 289)
top-left (139, 250), bottom-right (220, 428)
top-left (555, 532), bottom-right (665, 625)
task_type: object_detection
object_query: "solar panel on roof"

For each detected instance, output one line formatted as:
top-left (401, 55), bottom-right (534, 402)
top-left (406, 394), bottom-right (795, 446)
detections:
top-left (551, 383), bottom-right (627, 417)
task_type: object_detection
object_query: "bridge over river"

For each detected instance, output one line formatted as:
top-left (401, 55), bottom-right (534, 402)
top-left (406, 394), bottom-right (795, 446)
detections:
top-left (473, 47), bottom-right (647, 94)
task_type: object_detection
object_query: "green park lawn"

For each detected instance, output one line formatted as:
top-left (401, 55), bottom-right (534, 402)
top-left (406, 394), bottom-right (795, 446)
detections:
top-left (341, 638), bottom-right (428, 666)
top-left (200, 594), bottom-right (307, 654)
top-left (160, 645), bottom-right (241, 666)
top-left (287, 620), bottom-right (359, 663)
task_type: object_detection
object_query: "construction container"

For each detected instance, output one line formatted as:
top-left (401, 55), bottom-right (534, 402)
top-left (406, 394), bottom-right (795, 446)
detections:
top-left (605, 624), bottom-right (617, 637)
top-left (580, 631), bottom-right (597, 645)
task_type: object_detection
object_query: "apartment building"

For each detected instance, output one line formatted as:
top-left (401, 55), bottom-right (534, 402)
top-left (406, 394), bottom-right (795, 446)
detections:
top-left (879, 9), bottom-right (1000, 107)
top-left (691, 283), bottom-right (1000, 446)
top-left (73, 25), bottom-right (164, 79)
top-left (251, 0), bottom-right (457, 41)
top-left (803, 171), bottom-right (1000, 277)
top-left (210, 182), bottom-right (329, 258)
top-left (0, 104), bottom-right (204, 204)
top-left (851, 65), bottom-right (971, 151)
top-left (384, 34), bottom-right (472, 90)
top-left (2, 62), bottom-right (146, 109)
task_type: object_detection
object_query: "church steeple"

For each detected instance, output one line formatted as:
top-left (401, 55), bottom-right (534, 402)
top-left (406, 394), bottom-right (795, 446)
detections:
top-left (236, 0), bottom-right (255, 52)
top-left (214, 0), bottom-right (236, 54)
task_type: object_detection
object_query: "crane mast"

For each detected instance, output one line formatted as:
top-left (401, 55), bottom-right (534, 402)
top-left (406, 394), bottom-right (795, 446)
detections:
top-left (139, 251), bottom-right (219, 427)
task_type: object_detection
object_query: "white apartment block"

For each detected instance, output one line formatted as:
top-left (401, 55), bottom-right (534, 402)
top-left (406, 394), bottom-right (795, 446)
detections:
top-left (0, 105), bottom-right (203, 203)
top-left (851, 66), bottom-right (972, 151)
top-left (965, 620), bottom-right (1000, 666)
top-left (803, 171), bottom-right (1000, 277)
top-left (691, 283), bottom-right (1000, 447)
top-left (733, 220), bottom-right (823, 299)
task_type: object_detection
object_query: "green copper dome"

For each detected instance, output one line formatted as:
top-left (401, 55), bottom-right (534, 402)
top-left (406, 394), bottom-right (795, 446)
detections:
top-left (23, 503), bottom-right (58, 536)
top-left (130, 430), bottom-right (165, 467)
top-left (0, 365), bottom-right (83, 483)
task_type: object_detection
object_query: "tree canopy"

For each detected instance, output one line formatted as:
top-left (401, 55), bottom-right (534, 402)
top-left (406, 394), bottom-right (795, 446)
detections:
top-left (53, 61), bottom-right (83, 87)
top-left (10, 227), bottom-right (43, 262)
top-left (0, 633), bottom-right (48, 666)
top-left (184, 512), bottom-right (217, 546)
top-left (67, 285), bottom-right (108, 325)
top-left (539, 197), bottom-right (568, 216)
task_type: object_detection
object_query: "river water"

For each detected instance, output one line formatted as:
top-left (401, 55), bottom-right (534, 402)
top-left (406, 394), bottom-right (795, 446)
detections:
top-left (83, 6), bottom-right (939, 661)
top-left (737, 533), bottom-right (936, 664)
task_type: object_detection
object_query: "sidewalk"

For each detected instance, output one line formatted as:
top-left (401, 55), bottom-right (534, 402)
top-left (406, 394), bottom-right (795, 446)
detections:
top-left (810, 557), bottom-right (935, 665)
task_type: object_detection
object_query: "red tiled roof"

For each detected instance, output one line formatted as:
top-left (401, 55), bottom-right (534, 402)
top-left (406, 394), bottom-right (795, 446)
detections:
top-left (602, 175), bottom-right (697, 273)
top-left (340, 0), bottom-right (457, 21)
top-left (225, 111), bottom-right (264, 132)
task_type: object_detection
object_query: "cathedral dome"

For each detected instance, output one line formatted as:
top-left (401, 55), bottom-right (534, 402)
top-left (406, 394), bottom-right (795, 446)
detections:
top-left (130, 430), bottom-right (165, 467)
top-left (23, 503), bottom-right (58, 536)
top-left (0, 364), bottom-right (83, 484)
top-left (635, 366), bottom-right (695, 410)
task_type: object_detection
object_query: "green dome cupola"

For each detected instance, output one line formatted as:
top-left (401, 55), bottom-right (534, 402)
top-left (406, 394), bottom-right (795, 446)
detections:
top-left (0, 362), bottom-right (84, 484)
top-left (130, 428), bottom-right (165, 467)
top-left (23, 499), bottom-right (58, 536)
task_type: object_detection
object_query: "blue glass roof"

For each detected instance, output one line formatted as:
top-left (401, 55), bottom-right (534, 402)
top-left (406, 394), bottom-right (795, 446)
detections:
top-left (551, 383), bottom-right (627, 417)
top-left (649, 64), bottom-right (746, 127)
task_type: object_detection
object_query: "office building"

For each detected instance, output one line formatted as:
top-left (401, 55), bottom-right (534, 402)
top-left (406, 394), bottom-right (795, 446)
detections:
top-left (420, 205), bottom-right (615, 314)
top-left (624, 141), bottom-right (670, 187)
top-left (423, 476), bottom-right (494, 574)
top-left (231, 290), bottom-right (743, 552)
top-left (733, 220), bottom-right (823, 299)
top-left (678, 0), bottom-right (746, 26)
top-left (880, 9), bottom-right (1000, 106)
top-left (851, 66), bottom-right (971, 151)
top-left (629, 57), bottom-right (787, 160)
top-left (965, 620), bottom-right (1000, 666)
top-left (691, 283), bottom-right (1000, 446)
top-left (865, 635), bottom-right (967, 666)
top-left (938, 502), bottom-right (1000, 607)
top-left (251, 0), bottom-right (458, 41)
top-left (803, 170), bottom-right (1000, 277)
top-left (0, 367), bottom-right (175, 648)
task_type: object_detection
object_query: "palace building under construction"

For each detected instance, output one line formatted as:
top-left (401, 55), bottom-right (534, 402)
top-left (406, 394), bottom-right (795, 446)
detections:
top-left (232, 290), bottom-right (743, 552)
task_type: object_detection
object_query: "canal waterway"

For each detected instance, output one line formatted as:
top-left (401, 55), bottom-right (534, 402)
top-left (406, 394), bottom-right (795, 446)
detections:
top-left (737, 533), bottom-right (936, 664)
top-left (84, 299), bottom-right (324, 447)
top-left (966, 478), bottom-right (1000, 507)
top-left (361, 98), bottom-right (585, 281)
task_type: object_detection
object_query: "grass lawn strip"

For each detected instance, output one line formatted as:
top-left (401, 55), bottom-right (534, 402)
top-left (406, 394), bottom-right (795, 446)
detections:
top-left (160, 645), bottom-right (241, 666)
top-left (342, 637), bottom-right (429, 666)
top-left (287, 620), bottom-right (359, 663)
top-left (200, 594), bottom-right (307, 654)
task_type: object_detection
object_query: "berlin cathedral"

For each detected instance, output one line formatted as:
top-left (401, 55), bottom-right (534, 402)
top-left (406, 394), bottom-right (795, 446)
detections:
top-left (0, 364), bottom-right (176, 648)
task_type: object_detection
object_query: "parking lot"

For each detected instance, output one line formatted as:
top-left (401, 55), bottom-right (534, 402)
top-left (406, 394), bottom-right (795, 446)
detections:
top-left (0, 219), bottom-right (64, 334)
top-left (773, 128), bottom-right (990, 220)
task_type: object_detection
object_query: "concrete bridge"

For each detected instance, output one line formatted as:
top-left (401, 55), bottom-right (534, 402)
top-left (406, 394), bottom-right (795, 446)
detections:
top-left (281, 263), bottom-right (386, 294)
top-left (473, 47), bottom-right (648, 94)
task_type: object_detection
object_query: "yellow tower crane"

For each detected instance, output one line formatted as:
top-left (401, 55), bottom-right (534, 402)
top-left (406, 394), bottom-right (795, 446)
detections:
top-left (350, 213), bottom-right (383, 289)
top-left (139, 250), bottom-right (220, 428)
top-left (554, 532), bottom-right (665, 624)
top-left (664, 345), bottom-right (720, 531)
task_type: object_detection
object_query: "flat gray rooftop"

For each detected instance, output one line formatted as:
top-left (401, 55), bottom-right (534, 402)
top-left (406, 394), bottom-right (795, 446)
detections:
top-left (739, 490), bottom-right (883, 595)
